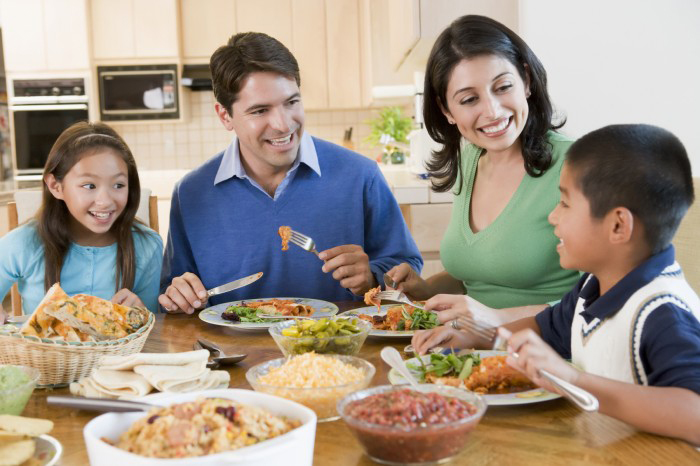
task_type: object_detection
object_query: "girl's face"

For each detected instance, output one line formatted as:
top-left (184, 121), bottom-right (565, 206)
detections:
top-left (46, 149), bottom-right (129, 246)
top-left (442, 55), bottom-right (530, 155)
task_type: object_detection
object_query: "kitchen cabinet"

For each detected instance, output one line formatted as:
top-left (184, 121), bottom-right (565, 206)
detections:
top-left (180, 0), bottom-right (237, 60)
top-left (0, 0), bottom-right (89, 72)
top-left (401, 203), bottom-right (451, 278)
top-left (91, 0), bottom-right (179, 60)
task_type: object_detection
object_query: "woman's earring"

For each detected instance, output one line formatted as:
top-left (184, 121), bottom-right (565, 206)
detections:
top-left (447, 118), bottom-right (455, 125)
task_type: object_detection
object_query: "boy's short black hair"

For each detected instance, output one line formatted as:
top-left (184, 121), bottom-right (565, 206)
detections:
top-left (210, 32), bottom-right (300, 115)
top-left (567, 124), bottom-right (694, 253)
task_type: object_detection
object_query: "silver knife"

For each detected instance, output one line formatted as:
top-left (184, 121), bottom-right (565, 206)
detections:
top-left (206, 272), bottom-right (263, 297)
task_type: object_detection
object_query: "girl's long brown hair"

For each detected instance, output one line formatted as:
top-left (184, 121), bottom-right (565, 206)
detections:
top-left (38, 121), bottom-right (142, 292)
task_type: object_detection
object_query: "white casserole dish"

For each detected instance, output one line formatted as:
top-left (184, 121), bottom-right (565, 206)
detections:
top-left (82, 388), bottom-right (317, 466)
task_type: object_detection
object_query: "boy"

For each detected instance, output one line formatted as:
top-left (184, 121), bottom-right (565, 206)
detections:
top-left (501, 124), bottom-right (700, 443)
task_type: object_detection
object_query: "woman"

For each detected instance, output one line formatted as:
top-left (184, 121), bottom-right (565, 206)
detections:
top-left (386, 15), bottom-right (580, 353)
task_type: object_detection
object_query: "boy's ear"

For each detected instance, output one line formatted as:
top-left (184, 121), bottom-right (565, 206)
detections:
top-left (608, 207), bottom-right (634, 244)
top-left (44, 174), bottom-right (64, 200)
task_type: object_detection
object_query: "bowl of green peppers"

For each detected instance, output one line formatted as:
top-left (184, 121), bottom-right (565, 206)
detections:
top-left (269, 317), bottom-right (371, 356)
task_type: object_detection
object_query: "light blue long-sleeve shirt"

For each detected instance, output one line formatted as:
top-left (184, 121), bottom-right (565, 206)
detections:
top-left (0, 222), bottom-right (163, 314)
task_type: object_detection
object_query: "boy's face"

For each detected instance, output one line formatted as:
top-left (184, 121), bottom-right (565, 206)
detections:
top-left (548, 163), bottom-right (609, 272)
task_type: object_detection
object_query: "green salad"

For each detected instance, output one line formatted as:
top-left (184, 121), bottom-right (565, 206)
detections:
top-left (221, 306), bottom-right (283, 323)
top-left (407, 351), bottom-right (482, 382)
top-left (397, 307), bottom-right (439, 330)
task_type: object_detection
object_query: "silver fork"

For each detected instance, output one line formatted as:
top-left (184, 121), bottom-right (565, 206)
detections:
top-left (289, 229), bottom-right (319, 256)
top-left (492, 334), bottom-right (599, 412)
top-left (455, 314), bottom-right (498, 342)
top-left (375, 290), bottom-right (425, 310)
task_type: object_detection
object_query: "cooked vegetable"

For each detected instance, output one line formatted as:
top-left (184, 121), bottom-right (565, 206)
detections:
top-left (408, 351), bottom-right (482, 382)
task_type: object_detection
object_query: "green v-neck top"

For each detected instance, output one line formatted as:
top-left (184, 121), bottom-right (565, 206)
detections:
top-left (440, 131), bottom-right (580, 308)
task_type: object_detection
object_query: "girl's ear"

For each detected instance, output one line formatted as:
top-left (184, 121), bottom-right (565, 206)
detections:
top-left (523, 63), bottom-right (532, 98)
top-left (439, 101), bottom-right (456, 126)
top-left (44, 174), bottom-right (64, 200)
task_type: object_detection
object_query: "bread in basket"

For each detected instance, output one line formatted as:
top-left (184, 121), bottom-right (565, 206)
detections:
top-left (0, 284), bottom-right (154, 386)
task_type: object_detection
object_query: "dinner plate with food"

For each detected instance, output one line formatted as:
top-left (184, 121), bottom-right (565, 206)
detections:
top-left (342, 303), bottom-right (438, 338)
top-left (387, 350), bottom-right (561, 405)
top-left (198, 298), bottom-right (339, 331)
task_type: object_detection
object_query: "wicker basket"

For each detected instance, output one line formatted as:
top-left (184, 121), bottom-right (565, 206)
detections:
top-left (0, 312), bottom-right (155, 386)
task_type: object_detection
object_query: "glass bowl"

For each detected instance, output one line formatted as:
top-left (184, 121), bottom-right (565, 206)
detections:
top-left (246, 354), bottom-right (375, 422)
top-left (338, 384), bottom-right (487, 465)
top-left (0, 365), bottom-right (41, 415)
top-left (268, 318), bottom-right (371, 356)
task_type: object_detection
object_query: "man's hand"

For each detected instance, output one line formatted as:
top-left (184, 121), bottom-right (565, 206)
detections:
top-left (158, 272), bottom-right (208, 314)
top-left (111, 289), bottom-right (145, 309)
top-left (499, 328), bottom-right (581, 392)
top-left (319, 244), bottom-right (376, 295)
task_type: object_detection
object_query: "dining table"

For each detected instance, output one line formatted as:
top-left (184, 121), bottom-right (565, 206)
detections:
top-left (21, 302), bottom-right (699, 466)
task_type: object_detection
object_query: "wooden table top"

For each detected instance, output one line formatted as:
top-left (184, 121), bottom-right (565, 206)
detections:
top-left (22, 305), bottom-right (699, 466)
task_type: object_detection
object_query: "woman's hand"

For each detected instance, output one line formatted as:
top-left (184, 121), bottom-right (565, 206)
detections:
top-left (411, 326), bottom-right (482, 355)
top-left (425, 294), bottom-right (502, 325)
top-left (385, 263), bottom-right (431, 300)
top-left (499, 328), bottom-right (581, 392)
top-left (112, 288), bottom-right (145, 309)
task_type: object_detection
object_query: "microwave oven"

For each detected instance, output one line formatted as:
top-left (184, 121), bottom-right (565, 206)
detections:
top-left (97, 64), bottom-right (179, 121)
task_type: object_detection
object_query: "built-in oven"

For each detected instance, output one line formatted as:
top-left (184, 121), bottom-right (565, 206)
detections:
top-left (9, 78), bottom-right (88, 180)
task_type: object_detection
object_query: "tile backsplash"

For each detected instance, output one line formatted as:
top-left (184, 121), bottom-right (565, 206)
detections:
top-left (112, 91), bottom-right (409, 170)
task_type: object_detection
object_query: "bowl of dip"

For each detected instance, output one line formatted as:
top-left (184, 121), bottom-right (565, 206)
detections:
top-left (0, 365), bottom-right (40, 415)
top-left (338, 384), bottom-right (487, 465)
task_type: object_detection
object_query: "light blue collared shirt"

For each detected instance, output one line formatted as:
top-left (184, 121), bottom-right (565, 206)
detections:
top-left (214, 131), bottom-right (322, 200)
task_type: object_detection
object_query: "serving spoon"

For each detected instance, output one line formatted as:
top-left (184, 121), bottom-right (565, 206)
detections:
top-left (193, 339), bottom-right (247, 367)
top-left (381, 346), bottom-right (421, 388)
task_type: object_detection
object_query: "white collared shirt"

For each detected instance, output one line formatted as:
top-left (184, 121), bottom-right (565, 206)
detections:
top-left (213, 131), bottom-right (321, 200)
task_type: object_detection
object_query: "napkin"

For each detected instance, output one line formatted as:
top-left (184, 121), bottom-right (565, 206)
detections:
top-left (70, 350), bottom-right (230, 399)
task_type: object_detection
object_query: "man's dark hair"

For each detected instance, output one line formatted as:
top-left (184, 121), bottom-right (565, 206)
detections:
top-left (567, 124), bottom-right (694, 253)
top-left (210, 32), bottom-right (300, 115)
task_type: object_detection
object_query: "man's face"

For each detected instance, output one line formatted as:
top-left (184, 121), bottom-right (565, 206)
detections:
top-left (216, 72), bottom-right (304, 175)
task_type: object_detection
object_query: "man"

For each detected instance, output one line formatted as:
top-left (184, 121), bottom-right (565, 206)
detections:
top-left (159, 32), bottom-right (421, 313)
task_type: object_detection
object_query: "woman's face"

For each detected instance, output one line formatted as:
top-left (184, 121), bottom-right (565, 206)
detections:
top-left (442, 55), bottom-right (530, 154)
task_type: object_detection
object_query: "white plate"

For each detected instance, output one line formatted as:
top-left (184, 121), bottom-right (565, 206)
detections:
top-left (342, 305), bottom-right (429, 338)
top-left (387, 350), bottom-right (561, 406)
top-left (198, 298), bottom-right (338, 332)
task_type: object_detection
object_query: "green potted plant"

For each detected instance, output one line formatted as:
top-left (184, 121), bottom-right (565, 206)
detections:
top-left (365, 106), bottom-right (413, 164)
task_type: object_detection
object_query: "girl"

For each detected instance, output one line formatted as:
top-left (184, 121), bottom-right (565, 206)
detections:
top-left (0, 121), bottom-right (163, 319)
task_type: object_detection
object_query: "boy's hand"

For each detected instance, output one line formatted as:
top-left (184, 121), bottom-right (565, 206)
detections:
top-left (319, 245), bottom-right (376, 295)
top-left (500, 328), bottom-right (581, 393)
top-left (111, 289), bottom-right (145, 309)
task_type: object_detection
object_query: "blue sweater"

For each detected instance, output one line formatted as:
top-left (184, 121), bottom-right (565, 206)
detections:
top-left (161, 137), bottom-right (422, 304)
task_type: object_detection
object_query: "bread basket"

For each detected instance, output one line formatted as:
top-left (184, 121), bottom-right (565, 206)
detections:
top-left (0, 312), bottom-right (154, 386)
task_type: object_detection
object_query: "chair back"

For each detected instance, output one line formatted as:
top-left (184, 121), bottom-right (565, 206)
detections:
top-left (674, 178), bottom-right (700, 292)
top-left (6, 188), bottom-right (158, 316)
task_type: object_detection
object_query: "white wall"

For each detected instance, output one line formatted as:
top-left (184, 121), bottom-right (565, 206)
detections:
top-left (520, 0), bottom-right (700, 173)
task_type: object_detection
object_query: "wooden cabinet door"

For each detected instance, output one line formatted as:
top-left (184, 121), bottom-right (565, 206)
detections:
top-left (235, 0), bottom-right (293, 50)
top-left (180, 0), bottom-right (237, 59)
top-left (291, 0), bottom-right (328, 109)
top-left (1, 0), bottom-right (47, 72)
top-left (133, 0), bottom-right (179, 58)
top-left (44, 0), bottom-right (89, 70)
top-left (325, 0), bottom-right (362, 108)
top-left (90, 0), bottom-right (135, 59)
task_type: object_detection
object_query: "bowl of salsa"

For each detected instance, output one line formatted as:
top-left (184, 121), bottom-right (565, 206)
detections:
top-left (338, 384), bottom-right (487, 465)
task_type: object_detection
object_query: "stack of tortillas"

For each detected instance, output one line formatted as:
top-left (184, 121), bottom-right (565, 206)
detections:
top-left (0, 414), bottom-right (53, 466)
top-left (69, 350), bottom-right (230, 399)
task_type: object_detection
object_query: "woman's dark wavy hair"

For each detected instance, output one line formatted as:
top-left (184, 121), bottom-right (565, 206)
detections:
top-left (38, 121), bottom-right (141, 292)
top-left (424, 15), bottom-right (565, 192)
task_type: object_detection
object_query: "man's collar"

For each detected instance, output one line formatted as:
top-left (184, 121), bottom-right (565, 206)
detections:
top-left (214, 131), bottom-right (321, 185)
top-left (579, 245), bottom-right (677, 321)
